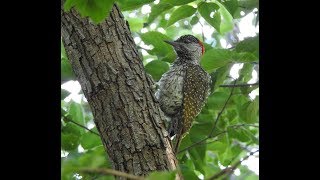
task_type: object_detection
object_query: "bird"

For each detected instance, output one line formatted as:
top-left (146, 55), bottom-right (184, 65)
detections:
top-left (155, 34), bottom-right (211, 153)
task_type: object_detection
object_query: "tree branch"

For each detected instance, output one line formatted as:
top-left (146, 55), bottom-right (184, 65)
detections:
top-left (62, 115), bottom-right (100, 136)
top-left (177, 123), bottom-right (258, 154)
top-left (80, 168), bottom-right (144, 180)
top-left (208, 149), bottom-right (259, 180)
top-left (209, 79), bottom-right (238, 137)
top-left (177, 131), bottom-right (226, 154)
top-left (228, 123), bottom-right (259, 128)
top-left (219, 82), bottom-right (259, 88)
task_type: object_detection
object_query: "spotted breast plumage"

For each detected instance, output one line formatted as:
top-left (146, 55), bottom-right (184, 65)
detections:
top-left (155, 35), bottom-right (211, 153)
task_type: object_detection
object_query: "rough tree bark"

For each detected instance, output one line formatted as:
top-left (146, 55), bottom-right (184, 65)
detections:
top-left (61, 1), bottom-right (181, 179)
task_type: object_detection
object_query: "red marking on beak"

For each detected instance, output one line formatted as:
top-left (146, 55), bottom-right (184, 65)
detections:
top-left (198, 40), bottom-right (205, 55)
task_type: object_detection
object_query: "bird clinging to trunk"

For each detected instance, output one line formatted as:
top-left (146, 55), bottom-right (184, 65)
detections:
top-left (155, 35), bottom-right (211, 153)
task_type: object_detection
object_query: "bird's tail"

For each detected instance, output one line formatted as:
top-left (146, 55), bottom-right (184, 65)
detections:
top-left (167, 111), bottom-right (183, 153)
top-left (173, 129), bottom-right (183, 153)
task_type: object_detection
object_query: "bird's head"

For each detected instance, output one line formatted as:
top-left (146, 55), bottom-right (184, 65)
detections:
top-left (164, 35), bottom-right (205, 63)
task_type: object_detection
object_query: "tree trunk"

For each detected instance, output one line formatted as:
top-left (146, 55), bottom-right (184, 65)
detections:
top-left (61, 2), bottom-right (180, 179)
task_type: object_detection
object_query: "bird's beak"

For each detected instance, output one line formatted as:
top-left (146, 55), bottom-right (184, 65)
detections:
top-left (164, 40), bottom-right (180, 47)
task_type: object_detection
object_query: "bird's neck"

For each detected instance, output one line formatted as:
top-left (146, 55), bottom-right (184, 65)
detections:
top-left (174, 57), bottom-right (200, 66)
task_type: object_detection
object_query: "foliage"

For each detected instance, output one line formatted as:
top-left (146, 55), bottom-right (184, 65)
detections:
top-left (64, 0), bottom-right (117, 23)
top-left (62, 0), bottom-right (259, 179)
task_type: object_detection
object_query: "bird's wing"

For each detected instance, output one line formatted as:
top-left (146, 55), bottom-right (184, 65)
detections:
top-left (182, 64), bottom-right (211, 134)
top-left (157, 65), bottom-right (185, 115)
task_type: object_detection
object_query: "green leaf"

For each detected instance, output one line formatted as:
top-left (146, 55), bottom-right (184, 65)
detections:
top-left (189, 148), bottom-right (205, 175)
top-left (165, 26), bottom-right (179, 38)
top-left (158, 14), bottom-right (169, 27)
top-left (195, 113), bottom-right (214, 125)
top-left (242, 127), bottom-right (259, 144)
top-left (179, 153), bottom-right (193, 166)
top-left (61, 152), bottom-right (81, 179)
top-left (198, 1), bottom-right (234, 34)
top-left (78, 148), bottom-right (107, 168)
top-left (62, 123), bottom-right (82, 136)
top-left (231, 144), bottom-right (243, 157)
top-left (117, 0), bottom-right (154, 11)
top-left (227, 110), bottom-right (238, 123)
top-left (64, 0), bottom-right (116, 23)
top-left (198, 2), bottom-right (220, 32)
top-left (62, 147), bottom-right (113, 180)
top-left (61, 40), bottom-right (67, 59)
top-left (215, 1), bottom-right (234, 34)
top-left (69, 101), bottom-right (85, 125)
top-left (222, 0), bottom-right (239, 17)
top-left (61, 123), bottom-right (81, 151)
top-left (177, 134), bottom-right (193, 158)
top-left (203, 42), bottom-right (213, 51)
top-left (207, 141), bottom-right (227, 155)
top-left (240, 86), bottom-right (257, 96)
top-left (80, 132), bottom-right (102, 149)
top-left (245, 174), bottom-right (259, 180)
top-left (238, 0), bottom-right (259, 10)
top-left (189, 128), bottom-right (207, 169)
top-left (238, 164), bottom-right (259, 179)
top-left (61, 41), bottom-right (75, 83)
top-left (61, 134), bottom-right (80, 151)
top-left (210, 63), bottom-right (232, 89)
top-left (147, 3), bottom-right (173, 24)
top-left (144, 60), bottom-right (170, 81)
top-left (64, 0), bottom-right (77, 11)
top-left (201, 49), bottom-right (233, 73)
top-left (235, 35), bottom-right (259, 58)
top-left (232, 94), bottom-right (251, 106)
top-left (167, 5), bottom-right (196, 27)
top-left (238, 98), bottom-right (258, 123)
top-left (126, 18), bottom-right (144, 32)
top-left (217, 114), bottom-right (229, 130)
top-left (228, 126), bottom-right (251, 142)
top-left (61, 57), bottom-right (75, 83)
top-left (203, 162), bottom-right (221, 178)
top-left (146, 171), bottom-right (176, 180)
top-left (162, 0), bottom-right (197, 6)
top-left (211, 11), bottom-right (221, 33)
top-left (180, 164), bottom-right (199, 180)
top-left (232, 52), bottom-right (258, 63)
top-left (238, 63), bottom-right (254, 82)
top-left (140, 31), bottom-right (174, 57)
top-left (206, 91), bottom-right (230, 111)
top-left (220, 146), bottom-right (233, 166)
top-left (190, 16), bottom-right (199, 25)
top-left (215, 135), bottom-right (233, 166)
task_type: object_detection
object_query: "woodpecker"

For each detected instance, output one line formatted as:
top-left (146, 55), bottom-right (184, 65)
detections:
top-left (155, 35), bottom-right (211, 153)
